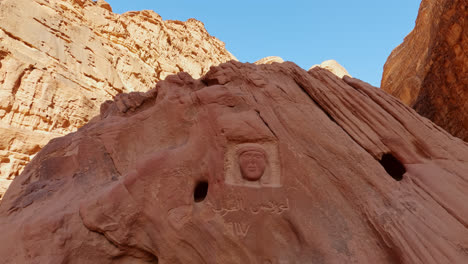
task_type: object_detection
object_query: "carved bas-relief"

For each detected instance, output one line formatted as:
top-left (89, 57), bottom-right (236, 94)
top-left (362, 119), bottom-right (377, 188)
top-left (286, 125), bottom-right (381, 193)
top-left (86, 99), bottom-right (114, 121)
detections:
top-left (225, 143), bottom-right (281, 187)
top-left (238, 147), bottom-right (267, 181)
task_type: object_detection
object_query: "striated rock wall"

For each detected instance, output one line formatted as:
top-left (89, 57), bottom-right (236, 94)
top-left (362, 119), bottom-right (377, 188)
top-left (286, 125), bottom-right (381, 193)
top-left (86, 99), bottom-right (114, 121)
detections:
top-left (381, 0), bottom-right (467, 141)
top-left (0, 0), bottom-right (236, 196)
top-left (0, 61), bottom-right (467, 263)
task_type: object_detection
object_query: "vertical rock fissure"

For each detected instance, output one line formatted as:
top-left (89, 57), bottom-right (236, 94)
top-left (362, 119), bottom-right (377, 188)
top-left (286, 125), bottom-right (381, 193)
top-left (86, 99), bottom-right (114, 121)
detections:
top-left (255, 110), bottom-right (278, 139)
top-left (11, 67), bottom-right (30, 96)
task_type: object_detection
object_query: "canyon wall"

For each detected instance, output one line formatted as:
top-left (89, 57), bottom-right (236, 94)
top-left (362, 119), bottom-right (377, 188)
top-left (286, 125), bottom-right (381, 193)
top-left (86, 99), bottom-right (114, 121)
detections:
top-left (0, 0), bottom-right (236, 197)
top-left (381, 0), bottom-right (467, 141)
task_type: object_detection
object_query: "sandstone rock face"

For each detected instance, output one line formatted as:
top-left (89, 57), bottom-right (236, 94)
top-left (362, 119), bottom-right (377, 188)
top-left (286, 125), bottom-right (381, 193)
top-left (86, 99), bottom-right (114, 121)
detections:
top-left (381, 0), bottom-right (467, 141)
top-left (1, 61), bottom-right (467, 263)
top-left (254, 56), bottom-right (284, 65)
top-left (0, 0), bottom-right (235, 195)
top-left (310, 60), bottom-right (351, 78)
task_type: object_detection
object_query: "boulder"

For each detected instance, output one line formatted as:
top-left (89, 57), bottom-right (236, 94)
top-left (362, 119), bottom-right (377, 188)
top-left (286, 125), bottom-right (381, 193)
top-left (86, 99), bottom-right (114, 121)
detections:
top-left (309, 60), bottom-right (351, 78)
top-left (0, 61), bottom-right (467, 263)
top-left (254, 56), bottom-right (284, 65)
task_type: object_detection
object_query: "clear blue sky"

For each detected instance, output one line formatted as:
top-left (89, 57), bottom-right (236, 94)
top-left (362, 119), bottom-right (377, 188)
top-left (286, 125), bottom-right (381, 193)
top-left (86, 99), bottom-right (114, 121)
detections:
top-left (106, 0), bottom-right (421, 87)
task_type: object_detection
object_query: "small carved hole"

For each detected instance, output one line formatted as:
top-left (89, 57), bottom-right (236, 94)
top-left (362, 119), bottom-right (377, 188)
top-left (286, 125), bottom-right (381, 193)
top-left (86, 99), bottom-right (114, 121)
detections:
top-left (194, 181), bottom-right (208, 202)
top-left (379, 153), bottom-right (405, 181)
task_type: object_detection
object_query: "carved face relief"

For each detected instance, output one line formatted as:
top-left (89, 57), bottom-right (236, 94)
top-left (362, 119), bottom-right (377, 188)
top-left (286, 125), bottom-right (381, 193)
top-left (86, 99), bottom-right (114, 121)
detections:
top-left (238, 149), bottom-right (267, 181)
top-left (225, 143), bottom-right (280, 187)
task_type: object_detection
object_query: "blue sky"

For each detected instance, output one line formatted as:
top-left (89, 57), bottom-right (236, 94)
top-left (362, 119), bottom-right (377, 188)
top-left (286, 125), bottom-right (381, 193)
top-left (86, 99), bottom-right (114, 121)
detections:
top-left (106, 0), bottom-right (421, 87)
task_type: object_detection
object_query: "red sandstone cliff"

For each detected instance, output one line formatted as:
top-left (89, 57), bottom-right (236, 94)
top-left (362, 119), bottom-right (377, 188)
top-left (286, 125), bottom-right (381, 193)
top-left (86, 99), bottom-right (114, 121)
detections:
top-left (0, 0), bottom-right (235, 197)
top-left (0, 61), bottom-right (467, 263)
top-left (381, 0), bottom-right (467, 141)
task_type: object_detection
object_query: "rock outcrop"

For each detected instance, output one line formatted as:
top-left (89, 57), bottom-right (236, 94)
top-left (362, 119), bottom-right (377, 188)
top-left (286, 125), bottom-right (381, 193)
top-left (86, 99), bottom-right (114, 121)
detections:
top-left (0, 0), bottom-right (235, 196)
top-left (310, 60), bottom-right (351, 78)
top-left (1, 61), bottom-right (467, 263)
top-left (381, 0), bottom-right (467, 141)
top-left (254, 56), bottom-right (284, 65)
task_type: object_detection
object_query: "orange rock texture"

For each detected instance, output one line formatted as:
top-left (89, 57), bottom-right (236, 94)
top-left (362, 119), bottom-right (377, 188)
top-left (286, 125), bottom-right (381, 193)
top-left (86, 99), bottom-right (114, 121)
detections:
top-left (0, 0), bottom-right (235, 196)
top-left (0, 61), bottom-right (467, 263)
top-left (381, 0), bottom-right (467, 141)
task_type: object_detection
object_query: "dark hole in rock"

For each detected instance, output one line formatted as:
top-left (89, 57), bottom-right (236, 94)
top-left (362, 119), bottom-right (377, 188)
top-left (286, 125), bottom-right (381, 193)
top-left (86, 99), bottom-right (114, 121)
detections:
top-left (62, 119), bottom-right (70, 128)
top-left (194, 181), bottom-right (208, 202)
top-left (379, 153), bottom-right (405, 181)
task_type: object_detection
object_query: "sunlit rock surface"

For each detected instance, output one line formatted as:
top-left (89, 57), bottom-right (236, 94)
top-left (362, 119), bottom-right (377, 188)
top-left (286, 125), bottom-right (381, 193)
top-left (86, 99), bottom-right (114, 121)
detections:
top-left (0, 61), bottom-right (467, 263)
top-left (0, 0), bottom-right (235, 196)
top-left (309, 60), bottom-right (351, 78)
top-left (382, 0), bottom-right (467, 141)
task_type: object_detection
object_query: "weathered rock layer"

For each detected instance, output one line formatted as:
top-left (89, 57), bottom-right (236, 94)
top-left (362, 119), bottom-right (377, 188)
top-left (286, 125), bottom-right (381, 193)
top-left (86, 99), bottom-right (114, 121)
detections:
top-left (310, 60), bottom-right (351, 78)
top-left (0, 0), bottom-right (235, 195)
top-left (0, 61), bottom-right (467, 263)
top-left (381, 0), bottom-right (467, 141)
top-left (254, 56), bottom-right (284, 65)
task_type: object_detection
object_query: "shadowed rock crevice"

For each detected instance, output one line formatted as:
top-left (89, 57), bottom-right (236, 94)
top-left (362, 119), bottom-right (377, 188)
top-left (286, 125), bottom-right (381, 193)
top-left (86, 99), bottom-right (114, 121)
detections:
top-left (379, 153), bottom-right (406, 181)
top-left (193, 181), bottom-right (208, 203)
top-left (255, 110), bottom-right (279, 139)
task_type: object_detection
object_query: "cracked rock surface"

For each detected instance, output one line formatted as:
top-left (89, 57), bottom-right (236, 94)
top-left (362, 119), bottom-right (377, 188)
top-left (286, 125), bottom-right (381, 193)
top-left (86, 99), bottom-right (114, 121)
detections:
top-left (1, 61), bottom-right (467, 263)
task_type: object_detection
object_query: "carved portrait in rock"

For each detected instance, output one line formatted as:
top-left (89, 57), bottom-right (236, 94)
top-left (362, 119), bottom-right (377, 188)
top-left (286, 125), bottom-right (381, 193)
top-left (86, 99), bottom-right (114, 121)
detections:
top-left (225, 143), bottom-right (281, 187)
top-left (237, 147), bottom-right (267, 181)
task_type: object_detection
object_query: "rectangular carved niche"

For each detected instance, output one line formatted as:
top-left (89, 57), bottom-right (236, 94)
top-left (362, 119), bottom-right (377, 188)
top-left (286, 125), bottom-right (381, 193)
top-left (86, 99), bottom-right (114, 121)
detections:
top-left (224, 142), bottom-right (281, 188)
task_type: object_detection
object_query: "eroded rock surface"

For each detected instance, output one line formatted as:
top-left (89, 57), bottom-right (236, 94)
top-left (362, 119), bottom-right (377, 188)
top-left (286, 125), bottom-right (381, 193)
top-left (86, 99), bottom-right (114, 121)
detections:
top-left (0, 0), bottom-right (235, 194)
top-left (254, 56), bottom-right (284, 65)
top-left (382, 0), bottom-right (467, 141)
top-left (310, 60), bottom-right (351, 78)
top-left (0, 61), bottom-right (467, 263)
